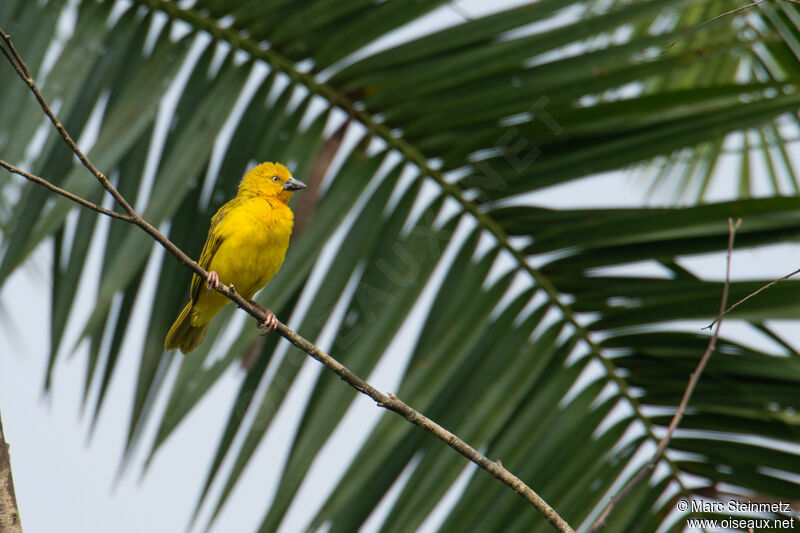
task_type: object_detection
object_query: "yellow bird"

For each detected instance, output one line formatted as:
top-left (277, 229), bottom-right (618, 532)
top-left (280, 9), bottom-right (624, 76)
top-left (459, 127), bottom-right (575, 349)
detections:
top-left (164, 162), bottom-right (306, 354)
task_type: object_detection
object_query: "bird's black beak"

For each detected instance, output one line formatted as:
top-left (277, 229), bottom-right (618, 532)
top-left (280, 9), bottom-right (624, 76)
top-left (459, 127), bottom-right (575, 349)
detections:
top-left (283, 177), bottom-right (307, 191)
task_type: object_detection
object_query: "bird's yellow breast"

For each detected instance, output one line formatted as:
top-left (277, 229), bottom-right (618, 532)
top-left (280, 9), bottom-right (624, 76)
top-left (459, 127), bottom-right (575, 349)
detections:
top-left (191, 196), bottom-right (293, 325)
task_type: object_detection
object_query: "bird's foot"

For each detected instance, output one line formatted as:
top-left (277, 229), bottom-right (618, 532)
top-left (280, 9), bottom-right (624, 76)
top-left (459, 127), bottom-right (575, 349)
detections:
top-left (251, 301), bottom-right (278, 334)
top-left (206, 271), bottom-right (220, 294)
top-left (258, 312), bottom-right (278, 335)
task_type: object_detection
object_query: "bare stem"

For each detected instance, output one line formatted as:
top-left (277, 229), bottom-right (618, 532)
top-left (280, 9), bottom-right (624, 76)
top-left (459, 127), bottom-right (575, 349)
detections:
top-left (0, 29), bottom-right (137, 218)
top-left (705, 265), bottom-right (800, 330)
top-left (0, 27), bottom-right (574, 533)
top-left (587, 217), bottom-right (741, 533)
top-left (0, 161), bottom-right (132, 222)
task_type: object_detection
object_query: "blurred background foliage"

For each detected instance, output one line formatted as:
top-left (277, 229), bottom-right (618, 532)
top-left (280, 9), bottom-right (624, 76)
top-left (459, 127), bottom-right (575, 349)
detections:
top-left (3, 0), bottom-right (800, 531)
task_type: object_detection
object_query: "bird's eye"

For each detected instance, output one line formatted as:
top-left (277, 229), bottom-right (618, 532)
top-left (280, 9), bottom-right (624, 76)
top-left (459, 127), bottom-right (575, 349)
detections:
top-left (271, 176), bottom-right (280, 183)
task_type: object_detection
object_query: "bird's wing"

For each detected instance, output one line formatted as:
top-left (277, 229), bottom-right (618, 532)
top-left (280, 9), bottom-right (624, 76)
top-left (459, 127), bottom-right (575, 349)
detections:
top-left (190, 200), bottom-right (235, 303)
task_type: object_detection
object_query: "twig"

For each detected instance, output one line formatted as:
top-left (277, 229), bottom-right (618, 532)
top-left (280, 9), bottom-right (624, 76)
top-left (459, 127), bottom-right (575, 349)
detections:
top-left (0, 161), bottom-right (132, 222)
top-left (0, 409), bottom-right (22, 533)
top-left (0, 28), bottom-right (574, 533)
top-left (587, 218), bottom-right (741, 533)
top-left (0, 30), bottom-right (137, 218)
top-left (662, 0), bottom-right (800, 54)
top-left (705, 265), bottom-right (800, 330)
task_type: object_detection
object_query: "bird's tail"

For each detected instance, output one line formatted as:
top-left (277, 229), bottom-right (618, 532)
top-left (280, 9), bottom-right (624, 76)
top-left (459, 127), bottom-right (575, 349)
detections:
top-left (164, 301), bottom-right (208, 354)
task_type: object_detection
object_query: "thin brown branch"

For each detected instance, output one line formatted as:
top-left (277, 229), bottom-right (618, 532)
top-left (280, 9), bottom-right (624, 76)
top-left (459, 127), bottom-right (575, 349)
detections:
top-left (705, 265), bottom-right (800, 330)
top-left (588, 218), bottom-right (741, 533)
top-left (0, 29), bottom-right (137, 219)
top-left (0, 41), bottom-right (28, 81)
top-left (277, 336), bottom-right (575, 532)
top-left (0, 28), bottom-right (574, 533)
top-left (0, 161), bottom-right (132, 222)
top-left (0, 409), bottom-right (22, 533)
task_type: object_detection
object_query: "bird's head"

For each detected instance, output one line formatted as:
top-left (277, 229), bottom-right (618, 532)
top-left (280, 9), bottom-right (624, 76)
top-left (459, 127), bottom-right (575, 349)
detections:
top-left (238, 161), bottom-right (306, 203)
